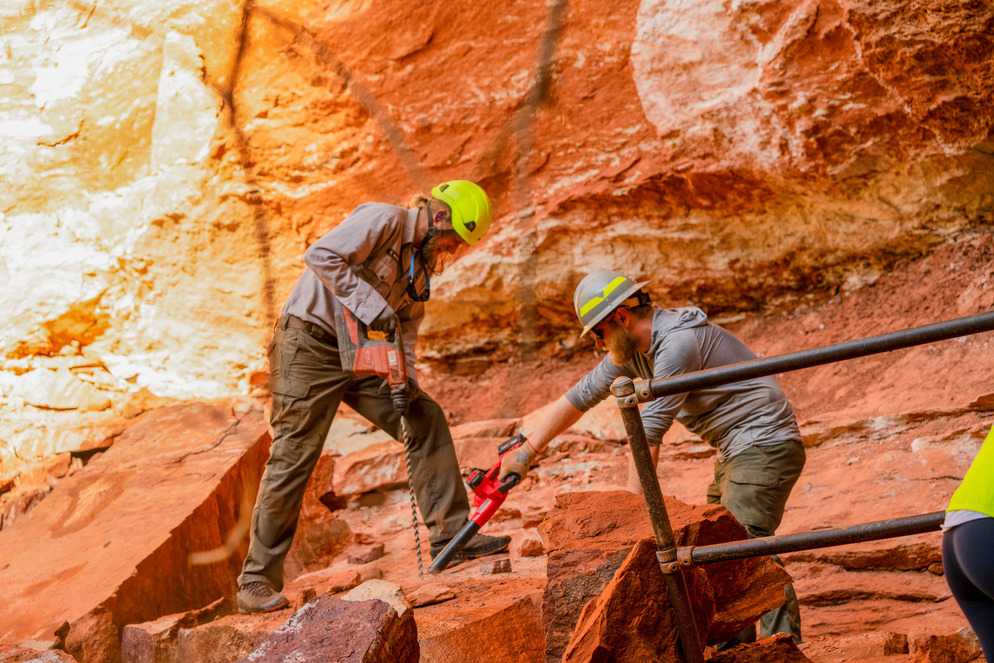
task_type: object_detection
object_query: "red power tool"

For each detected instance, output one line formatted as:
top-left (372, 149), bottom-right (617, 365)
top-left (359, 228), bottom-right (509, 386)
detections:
top-left (428, 434), bottom-right (527, 574)
top-left (333, 300), bottom-right (409, 412)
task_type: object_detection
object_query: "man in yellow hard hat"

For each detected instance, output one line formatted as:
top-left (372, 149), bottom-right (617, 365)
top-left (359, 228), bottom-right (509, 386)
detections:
top-left (501, 269), bottom-right (805, 645)
top-left (238, 181), bottom-right (510, 614)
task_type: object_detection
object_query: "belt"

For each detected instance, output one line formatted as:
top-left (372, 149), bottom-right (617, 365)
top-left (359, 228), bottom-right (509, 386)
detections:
top-left (279, 315), bottom-right (336, 344)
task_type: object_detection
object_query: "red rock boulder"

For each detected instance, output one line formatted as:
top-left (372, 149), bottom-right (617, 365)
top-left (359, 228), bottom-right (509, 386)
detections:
top-left (414, 579), bottom-right (546, 663)
top-left (235, 595), bottom-right (418, 663)
top-left (708, 633), bottom-right (813, 663)
top-left (912, 627), bottom-right (985, 663)
top-left (563, 538), bottom-right (711, 663)
top-left (0, 404), bottom-right (270, 663)
top-left (539, 491), bottom-right (791, 661)
top-left (120, 597), bottom-right (234, 663)
top-left (176, 611), bottom-right (290, 663)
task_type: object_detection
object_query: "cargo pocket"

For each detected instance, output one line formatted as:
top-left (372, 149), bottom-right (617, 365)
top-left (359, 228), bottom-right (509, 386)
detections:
top-left (268, 331), bottom-right (311, 434)
top-left (727, 468), bottom-right (787, 537)
top-left (728, 469), bottom-right (781, 489)
top-left (270, 384), bottom-right (311, 438)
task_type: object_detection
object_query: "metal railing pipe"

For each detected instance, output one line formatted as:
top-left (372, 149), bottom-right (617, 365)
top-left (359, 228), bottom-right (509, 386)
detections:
top-left (677, 511), bottom-right (945, 568)
top-left (635, 311), bottom-right (994, 402)
top-left (612, 377), bottom-right (704, 663)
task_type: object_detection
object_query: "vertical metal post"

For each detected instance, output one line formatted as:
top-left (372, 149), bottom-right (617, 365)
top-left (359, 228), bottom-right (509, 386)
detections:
top-left (613, 377), bottom-right (705, 663)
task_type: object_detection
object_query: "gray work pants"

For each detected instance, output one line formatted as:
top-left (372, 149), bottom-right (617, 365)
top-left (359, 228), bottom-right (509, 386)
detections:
top-left (238, 322), bottom-right (470, 590)
top-left (706, 439), bottom-right (806, 643)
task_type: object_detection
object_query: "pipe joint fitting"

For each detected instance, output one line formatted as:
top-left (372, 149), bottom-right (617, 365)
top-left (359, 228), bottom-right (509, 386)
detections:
top-left (633, 378), bottom-right (653, 403)
top-left (658, 547), bottom-right (695, 574)
top-left (616, 394), bottom-right (639, 408)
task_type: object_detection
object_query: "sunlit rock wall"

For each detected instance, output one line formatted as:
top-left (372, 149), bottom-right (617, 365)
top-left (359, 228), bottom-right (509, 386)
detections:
top-left (1, 0), bottom-right (992, 466)
top-left (0, 0), bottom-right (269, 468)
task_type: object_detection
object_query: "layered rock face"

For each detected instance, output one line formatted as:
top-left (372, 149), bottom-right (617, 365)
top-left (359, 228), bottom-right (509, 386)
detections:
top-left (2, 1), bottom-right (992, 459)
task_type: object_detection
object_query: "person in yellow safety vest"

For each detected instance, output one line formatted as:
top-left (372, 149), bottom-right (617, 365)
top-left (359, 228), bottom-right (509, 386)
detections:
top-left (501, 270), bottom-right (805, 645)
top-left (942, 424), bottom-right (994, 659)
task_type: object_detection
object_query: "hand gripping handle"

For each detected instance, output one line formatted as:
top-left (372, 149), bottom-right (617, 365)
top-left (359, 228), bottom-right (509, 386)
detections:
top-left (497, 472), bottom-right (521, 493)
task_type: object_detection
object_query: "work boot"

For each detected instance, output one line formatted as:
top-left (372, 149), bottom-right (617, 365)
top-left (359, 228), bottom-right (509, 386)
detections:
top-left (237, 581), bottom-right (289, 614)
top-left (430, 533), bottom-right (511, 563)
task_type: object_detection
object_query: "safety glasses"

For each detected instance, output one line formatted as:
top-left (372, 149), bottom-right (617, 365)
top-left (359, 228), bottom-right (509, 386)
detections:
top-left (590, 310), bottom-right (621, 341)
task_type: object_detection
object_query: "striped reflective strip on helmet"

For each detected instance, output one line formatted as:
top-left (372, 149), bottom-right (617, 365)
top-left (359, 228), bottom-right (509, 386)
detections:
top-left (579, 276), bottom-right (628, 317)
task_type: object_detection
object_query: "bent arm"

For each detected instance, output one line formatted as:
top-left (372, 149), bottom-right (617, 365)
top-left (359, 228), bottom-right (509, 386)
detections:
top-left (304, 206), bottom-right (396, 325)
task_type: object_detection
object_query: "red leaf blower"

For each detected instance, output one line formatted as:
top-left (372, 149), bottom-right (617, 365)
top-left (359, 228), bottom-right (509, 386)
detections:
top-left (428, 434), bottom-right (527, 574)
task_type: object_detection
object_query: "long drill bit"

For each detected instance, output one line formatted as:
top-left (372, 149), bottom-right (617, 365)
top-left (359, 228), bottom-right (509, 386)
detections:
top-left (399, 415), bottom-right (425, 580)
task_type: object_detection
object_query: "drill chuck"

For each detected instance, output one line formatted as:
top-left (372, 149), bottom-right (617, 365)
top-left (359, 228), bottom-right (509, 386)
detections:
top-left (391, 385), bottom-right (409, 414)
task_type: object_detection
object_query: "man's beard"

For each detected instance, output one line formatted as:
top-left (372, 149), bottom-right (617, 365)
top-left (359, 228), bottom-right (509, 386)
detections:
top-left (607, 326), bottom-right (641, 366)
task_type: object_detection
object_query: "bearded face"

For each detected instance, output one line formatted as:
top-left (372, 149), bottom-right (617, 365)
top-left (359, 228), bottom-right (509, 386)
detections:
top-left (606, 324), bottom-right (641, 365)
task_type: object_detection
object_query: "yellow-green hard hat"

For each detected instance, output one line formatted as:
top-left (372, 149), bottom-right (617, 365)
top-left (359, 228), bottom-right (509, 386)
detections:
top-left (573, 270), bottom-right (650, 337)
top-left (431, 180), bottom-right (492, 246)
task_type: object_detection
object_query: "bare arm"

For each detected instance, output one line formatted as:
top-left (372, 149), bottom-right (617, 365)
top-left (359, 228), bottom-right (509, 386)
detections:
top-left (519, 395), bottom-right (662, 495)
top-left (627, 445), bottom-right (661, 495)
top-left (525, 396), bottom-right (585, 454)
top-left (500, 396), bottom-right (583, 481)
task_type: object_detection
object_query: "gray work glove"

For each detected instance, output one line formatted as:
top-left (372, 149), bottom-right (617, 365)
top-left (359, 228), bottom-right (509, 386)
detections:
top-left (369, 306), bottom-right (398, 334)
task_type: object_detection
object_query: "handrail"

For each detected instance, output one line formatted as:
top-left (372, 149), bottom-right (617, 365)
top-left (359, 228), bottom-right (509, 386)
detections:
top-left (631, 311), bottom-right (994, 402)
top-left (680, 511), bottom-right (944, 569)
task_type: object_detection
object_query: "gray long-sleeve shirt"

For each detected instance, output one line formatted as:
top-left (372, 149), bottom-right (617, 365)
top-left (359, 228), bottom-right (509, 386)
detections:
top-left (280, 203), bottom-right (428, 381)
top-left (565, 307), bottom-right (801, 460)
